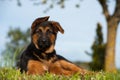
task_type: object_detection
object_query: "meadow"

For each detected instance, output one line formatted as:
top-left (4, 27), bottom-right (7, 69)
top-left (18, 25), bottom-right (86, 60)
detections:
top-left (0, 68), bottom-right (120, 80)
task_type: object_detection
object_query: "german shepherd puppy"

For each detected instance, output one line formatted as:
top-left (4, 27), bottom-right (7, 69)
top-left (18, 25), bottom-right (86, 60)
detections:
top-left (18, 16), bottom-right (86, 76)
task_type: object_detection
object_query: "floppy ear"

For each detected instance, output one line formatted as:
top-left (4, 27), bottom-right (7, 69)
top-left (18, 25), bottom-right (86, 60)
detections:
top-left (31, 16), bottom-right (49, 30)
top-left (51, 21), bottom-right (64, 34)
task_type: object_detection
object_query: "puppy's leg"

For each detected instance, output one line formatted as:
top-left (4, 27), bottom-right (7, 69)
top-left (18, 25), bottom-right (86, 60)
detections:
top-left (49, 62), bottom-right (62, 75)
top-left (59, 60), bottom-right (87, 75)
top-left (27, 60), bottom-right (47, 75)
top-left (49, 62), bottom-right (72, 76)
top-left (49, 60), bottom-right (87, 76)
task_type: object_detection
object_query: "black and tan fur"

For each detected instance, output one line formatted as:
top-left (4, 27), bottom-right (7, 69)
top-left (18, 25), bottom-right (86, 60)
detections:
top-left (18, 16), bottom-right (87, 76)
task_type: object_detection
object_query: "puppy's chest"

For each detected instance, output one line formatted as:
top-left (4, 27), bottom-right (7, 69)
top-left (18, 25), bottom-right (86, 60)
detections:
top-left (29, 52), bottom-right (57, 71)
top-left (33, 52), bottom-right (57, 62)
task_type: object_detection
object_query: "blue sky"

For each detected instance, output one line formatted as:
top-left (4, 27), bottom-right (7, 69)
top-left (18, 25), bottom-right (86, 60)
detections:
top-left (0, 0), bottom-right (120, 68)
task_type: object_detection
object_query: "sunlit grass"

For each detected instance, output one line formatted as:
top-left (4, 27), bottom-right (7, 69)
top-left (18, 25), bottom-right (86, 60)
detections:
top-left (0, 50), bottom-right (120, 80)
top-left (0, 68), bottom-right (120, 80)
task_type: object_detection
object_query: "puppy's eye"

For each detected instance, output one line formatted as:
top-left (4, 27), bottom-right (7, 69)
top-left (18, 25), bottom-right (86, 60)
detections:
top-left (47, 30), bottom-right (53, 34)
top-left (36, 29), bottom-right (42, 33)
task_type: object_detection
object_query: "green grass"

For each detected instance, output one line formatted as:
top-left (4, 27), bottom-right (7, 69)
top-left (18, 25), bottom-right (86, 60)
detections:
top-left (0, 68), bottom-right (120, 80)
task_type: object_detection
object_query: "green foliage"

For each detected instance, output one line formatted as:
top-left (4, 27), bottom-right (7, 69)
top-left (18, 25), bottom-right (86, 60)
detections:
top-left (0, 68), bottom-right (120, 80)
top-left (0, 49), bottom-right (19, 68)
top-left (88, 23), bottom-right (106, 71)
top-left (1, 27), bottom-right (30, 67)
top-left (13, 0), bottom-right (81, 13)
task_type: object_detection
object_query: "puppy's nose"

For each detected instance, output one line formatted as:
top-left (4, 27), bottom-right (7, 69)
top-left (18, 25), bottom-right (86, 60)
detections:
top-left (42, 39), bottom-right (47, 43)
top-left (41, 36), bottom-right (47, 42)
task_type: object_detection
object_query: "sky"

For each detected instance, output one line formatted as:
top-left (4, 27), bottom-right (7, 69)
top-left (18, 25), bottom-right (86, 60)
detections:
top-left (0, 0), bottom-right (120, 68)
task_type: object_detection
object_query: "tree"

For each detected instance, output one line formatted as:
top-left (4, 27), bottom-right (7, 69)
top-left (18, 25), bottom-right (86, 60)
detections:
top-left (98, 0), bottom-right (120, 72)
top-left (1, 27), bottom-right (30, 67)
top-left (88, 23), bottom-right (106, 71)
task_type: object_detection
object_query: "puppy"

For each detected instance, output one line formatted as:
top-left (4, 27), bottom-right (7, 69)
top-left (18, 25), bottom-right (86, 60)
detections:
top-left (18, 16), bottom-right (87, 76)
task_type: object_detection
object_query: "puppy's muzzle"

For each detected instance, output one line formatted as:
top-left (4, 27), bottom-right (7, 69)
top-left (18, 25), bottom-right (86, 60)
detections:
top-left (38, 37), bottom-right (51, 49)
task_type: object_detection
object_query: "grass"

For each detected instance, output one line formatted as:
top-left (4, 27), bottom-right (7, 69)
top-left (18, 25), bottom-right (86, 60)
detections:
top-left (0, 50), bottom-right (120, 80)
top-left (0, 68), bottom-right (120, 80)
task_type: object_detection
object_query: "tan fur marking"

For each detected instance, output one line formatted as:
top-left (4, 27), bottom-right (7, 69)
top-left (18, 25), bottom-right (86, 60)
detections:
top-left (32, 34), bottom-right (39, 49)
top-left (45, 45), bottom-right (54, 53)
top-left (50, 34), bottom-right (55, 43)
top-left (44, 27), bottom-right (51, 32)
top-left (38, 27), bottom-right (51, 33)
top-left (27, 60), bottom-right (47, 75)
top-left (38, 27), bottom-right (44, 33)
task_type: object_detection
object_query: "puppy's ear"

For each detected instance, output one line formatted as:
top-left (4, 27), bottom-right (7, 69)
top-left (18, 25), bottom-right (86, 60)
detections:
top-left (51, 21), bottom-right (64, 34)
top-left (31, 16), bottom-right (49, 30)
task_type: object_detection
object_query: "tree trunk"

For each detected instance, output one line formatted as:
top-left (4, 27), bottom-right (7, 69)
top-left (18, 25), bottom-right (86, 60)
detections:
top-left (105, 18), bottom-right (118, 73)
top-left (98, 0), bottom-right (120, 72)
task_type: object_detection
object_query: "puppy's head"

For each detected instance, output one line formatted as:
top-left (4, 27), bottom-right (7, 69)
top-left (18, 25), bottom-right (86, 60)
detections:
top-left (31, 16), bottom-right (64, 53)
